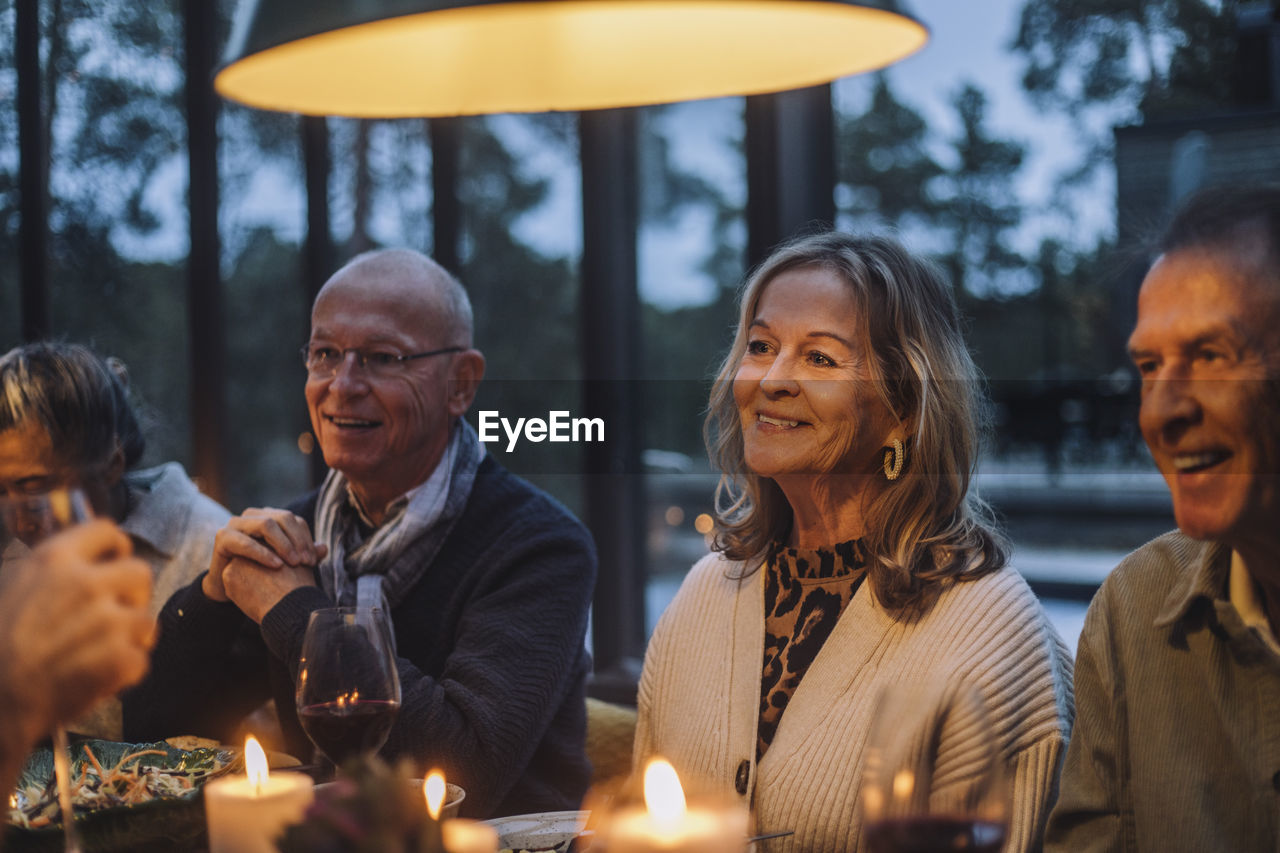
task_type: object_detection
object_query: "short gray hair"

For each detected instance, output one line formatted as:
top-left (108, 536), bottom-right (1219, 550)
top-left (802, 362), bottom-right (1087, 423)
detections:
top-left (1158, 183), bottom-right (1280, 269)
top-left (0, 342), bottom-right (145, 473)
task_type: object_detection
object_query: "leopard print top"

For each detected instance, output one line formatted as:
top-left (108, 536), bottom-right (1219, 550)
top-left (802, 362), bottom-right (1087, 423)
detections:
top-left (758, 538), bottom-right (868, 759)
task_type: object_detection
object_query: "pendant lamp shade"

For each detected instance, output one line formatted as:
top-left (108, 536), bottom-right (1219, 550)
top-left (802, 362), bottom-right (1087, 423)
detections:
top-left (215, 0), bottom-right (927, 117)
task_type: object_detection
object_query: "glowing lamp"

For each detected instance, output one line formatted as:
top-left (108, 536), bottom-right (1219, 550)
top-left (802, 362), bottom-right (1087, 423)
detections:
top-left (214, 0), bottom-right (928, 117)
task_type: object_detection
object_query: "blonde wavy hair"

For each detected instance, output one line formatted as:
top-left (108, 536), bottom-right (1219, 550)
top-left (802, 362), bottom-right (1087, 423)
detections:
top-left (704, 231), bottom-right (1007, 614)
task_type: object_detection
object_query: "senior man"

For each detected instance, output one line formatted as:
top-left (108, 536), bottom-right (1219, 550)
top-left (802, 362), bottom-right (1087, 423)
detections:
top-left (124, 249), bottom-right (597, 818)
top-left (1045, 184), bottom-right (1280, 850)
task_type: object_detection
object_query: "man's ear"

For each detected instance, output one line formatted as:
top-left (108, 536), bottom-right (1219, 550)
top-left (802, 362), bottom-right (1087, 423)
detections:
top-left (447, 350), bottom-right (486, 417)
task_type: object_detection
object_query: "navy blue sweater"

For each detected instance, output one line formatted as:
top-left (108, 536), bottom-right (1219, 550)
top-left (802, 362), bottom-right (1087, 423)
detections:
top-left (124, 456), bottom-right (597, 818)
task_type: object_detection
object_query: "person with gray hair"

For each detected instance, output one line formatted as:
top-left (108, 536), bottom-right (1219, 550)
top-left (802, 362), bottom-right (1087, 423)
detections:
top-left (125, 248), bottom-right (597, 819)
top-left (0, 341), bottom-right (230, 738)
top-left (1045, 184), bottom-right (1280, 851)
top-left (635, 231), bottom-right (1073, 851)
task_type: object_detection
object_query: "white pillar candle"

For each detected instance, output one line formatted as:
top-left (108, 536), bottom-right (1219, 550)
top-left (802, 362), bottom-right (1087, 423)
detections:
top-left (443, 818), bottom-right (500, 853)
top-left (204, 736), bottom-right (314, 853)
top-left (609, 806), bottom-right (747, 853)
top-left (607, 759), bottom-right (747, 853)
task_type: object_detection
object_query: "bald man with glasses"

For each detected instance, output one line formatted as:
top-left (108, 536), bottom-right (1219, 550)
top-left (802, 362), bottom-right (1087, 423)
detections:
top-left (125, 249), bottom-right (597, 819)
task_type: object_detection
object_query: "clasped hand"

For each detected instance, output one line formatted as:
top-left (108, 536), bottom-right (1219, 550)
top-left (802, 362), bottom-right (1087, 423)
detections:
top-left (204, 508), bottom-right (328, 624)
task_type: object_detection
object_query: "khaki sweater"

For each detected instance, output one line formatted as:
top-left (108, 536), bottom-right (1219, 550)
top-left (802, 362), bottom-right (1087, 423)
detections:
top-left (636, 553), bottom-right (1074, 852)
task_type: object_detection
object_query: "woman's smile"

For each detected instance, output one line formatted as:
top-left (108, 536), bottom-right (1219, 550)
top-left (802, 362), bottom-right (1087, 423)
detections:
top-left (734, 266), bottom-right (896, 482)
top-left (755, 412), bottom-right (807, 430)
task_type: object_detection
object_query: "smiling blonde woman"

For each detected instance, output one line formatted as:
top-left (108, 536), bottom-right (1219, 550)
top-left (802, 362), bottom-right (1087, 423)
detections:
top-left (635, 231), bottom-right (1074, 852)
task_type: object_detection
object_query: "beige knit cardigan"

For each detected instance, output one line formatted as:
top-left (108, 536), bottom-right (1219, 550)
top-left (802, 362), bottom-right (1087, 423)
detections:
top-left (635, 552), bottom-right (1074, 853)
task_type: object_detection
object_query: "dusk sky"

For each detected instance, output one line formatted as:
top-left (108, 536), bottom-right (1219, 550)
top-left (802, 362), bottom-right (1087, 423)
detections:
top-left (629, 0), bottom-right (1117, 307)
top-left (122, 1), bottom-right (1117, 308)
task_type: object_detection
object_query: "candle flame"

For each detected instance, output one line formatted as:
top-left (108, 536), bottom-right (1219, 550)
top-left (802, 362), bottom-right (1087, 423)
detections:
top-left (245, 735), bottom-right (269, 789)
top-left (643, 758), bottom-right (687, 827)
top-left (892, 769), bottom-right (914, 801)
top-left (424, 771), bottom-right (446, 819)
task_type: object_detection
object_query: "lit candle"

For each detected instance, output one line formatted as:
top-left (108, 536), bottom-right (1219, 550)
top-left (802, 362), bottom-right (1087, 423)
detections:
top-left (608, 759), bottom-right (748, 853)
top-left (419, 769), bottom-right (447, 853)
top-left (442, 818), bottom-right (500, 853)
top-left (424, 772), bottom-right (446, 818)
top-left (204, 735), bottom-right (314, 853)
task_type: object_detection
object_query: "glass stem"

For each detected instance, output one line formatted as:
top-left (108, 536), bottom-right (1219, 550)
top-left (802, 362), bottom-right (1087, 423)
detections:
top-left (51, 725), bottom-right (83, 853)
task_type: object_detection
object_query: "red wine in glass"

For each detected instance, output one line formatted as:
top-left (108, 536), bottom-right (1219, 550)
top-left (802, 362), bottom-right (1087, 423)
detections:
top-left (296, 606), bottom-right (402, 770)
top-left (298, 697), bottom-right (400, 765)
top-left (865, 815), bottom-right (1007, 853)
top-left (860, 683), bottom-right (1009, 853)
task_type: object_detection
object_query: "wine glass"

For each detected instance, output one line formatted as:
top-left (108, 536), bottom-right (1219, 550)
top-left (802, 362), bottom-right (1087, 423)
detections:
top-left (1, 486), bottom-right (94, 853)
top-left (296, 606), bottom-right (402, 771)
top-left (860, 681), bottom-right (1009, 853)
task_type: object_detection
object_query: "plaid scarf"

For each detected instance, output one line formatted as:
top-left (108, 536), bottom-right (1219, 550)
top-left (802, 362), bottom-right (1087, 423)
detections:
top-left (313, 419), bottom-right (484, 617)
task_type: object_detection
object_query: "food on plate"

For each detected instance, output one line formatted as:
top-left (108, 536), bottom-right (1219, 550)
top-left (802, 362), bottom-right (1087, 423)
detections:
top-left (163, 735), bottom-right (220, 752)
top-left (7, 740), bottom-right (234, 829)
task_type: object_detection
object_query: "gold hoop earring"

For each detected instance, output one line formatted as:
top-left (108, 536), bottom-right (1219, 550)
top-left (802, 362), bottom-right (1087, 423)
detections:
top-left (883, 438), bottom-right (904, 481)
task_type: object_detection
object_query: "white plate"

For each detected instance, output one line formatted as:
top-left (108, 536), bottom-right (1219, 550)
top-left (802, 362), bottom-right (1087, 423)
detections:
top-left (484, 809), bottom-right (589, 852)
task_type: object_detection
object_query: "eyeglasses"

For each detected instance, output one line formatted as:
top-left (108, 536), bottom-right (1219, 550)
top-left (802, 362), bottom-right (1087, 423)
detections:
top-left (301, 344), bottom-right (465, 379)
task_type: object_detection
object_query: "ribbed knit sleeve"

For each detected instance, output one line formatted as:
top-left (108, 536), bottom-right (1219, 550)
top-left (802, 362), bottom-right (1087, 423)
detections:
top-left (1043, 573), bottom-right (1126, 853)
top-left (1007, 737), bottom-right (1065, 853)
